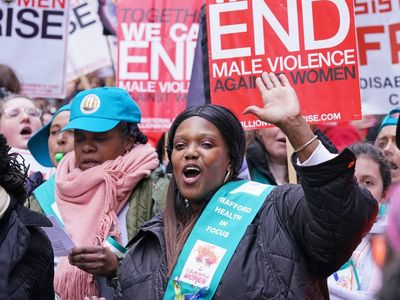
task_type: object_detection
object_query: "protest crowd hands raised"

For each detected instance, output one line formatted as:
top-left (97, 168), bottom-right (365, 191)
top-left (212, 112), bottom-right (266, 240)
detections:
top-left (1, 0), bottom-right (399, 297)
top-left (111, 67), bottom-right (378, 299)
top-left (0, 67), bottom-right (393, 300)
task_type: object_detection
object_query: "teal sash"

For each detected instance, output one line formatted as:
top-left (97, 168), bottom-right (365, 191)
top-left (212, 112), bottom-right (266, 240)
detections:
top-left (163, 180), bottom-right (275, 300)
top-left (250, 167), bottom-right (273, 185)
top-left (33, 175), bottom-right (64, 225)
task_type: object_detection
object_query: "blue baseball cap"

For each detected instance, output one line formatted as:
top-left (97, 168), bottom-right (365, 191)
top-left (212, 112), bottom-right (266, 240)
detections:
top-left (62, 87), bottom-right (141, 133)
top-left (380, 108), bottom-right (400, 130)
top-left (28, 104), bottom-right (71, 167)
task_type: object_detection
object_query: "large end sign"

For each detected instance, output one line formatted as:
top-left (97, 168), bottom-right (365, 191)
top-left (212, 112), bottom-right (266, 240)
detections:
top-left (206, 0), bottom-right (361, 129)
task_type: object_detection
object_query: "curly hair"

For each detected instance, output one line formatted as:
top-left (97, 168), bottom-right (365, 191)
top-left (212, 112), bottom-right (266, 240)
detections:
top-left (120, 122), bottom-right (148, 145)
top-left (0, 134), bottom-right (28, 204)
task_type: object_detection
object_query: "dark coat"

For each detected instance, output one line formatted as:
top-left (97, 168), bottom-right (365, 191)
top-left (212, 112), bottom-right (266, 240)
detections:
top-left (246, 137), bottom-right (278, 185)
top-left (0, 199), bottom-right (54, 300)
top-left (115, 149), bottom-right (378, 299)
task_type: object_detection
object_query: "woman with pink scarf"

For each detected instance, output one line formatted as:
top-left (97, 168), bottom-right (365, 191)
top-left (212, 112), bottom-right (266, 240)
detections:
top-left (41, 87), bottom-right (167, 299)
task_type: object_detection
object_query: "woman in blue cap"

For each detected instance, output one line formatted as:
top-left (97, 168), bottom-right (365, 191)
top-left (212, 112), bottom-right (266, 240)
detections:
top-left (25, 104), bottom-right (73, 196)
top-left (28, 104), bottom-right (73, 169)
top-left (31, 87), bottom-right (168, 300)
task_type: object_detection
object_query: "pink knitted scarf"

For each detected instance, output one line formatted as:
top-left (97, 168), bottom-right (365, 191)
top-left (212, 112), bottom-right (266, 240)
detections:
top-left (54, 143), bottom-right (159, 299)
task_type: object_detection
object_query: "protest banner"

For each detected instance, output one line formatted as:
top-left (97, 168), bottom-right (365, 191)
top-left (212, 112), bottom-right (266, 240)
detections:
top-left (117, 0), bottom-right (203, 132)
top-left (206, 0), bottom-right (362, 130)
top-left (67, 0), bottom-right (112, 81)
top-left (0, 0), bottom-right (69, 98)
top-left (356, 0), bottom-right (400, 115)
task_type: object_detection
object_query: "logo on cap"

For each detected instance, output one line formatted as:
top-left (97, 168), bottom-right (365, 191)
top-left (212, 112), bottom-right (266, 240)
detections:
top-left (80, 94), bottom-right (100, 114)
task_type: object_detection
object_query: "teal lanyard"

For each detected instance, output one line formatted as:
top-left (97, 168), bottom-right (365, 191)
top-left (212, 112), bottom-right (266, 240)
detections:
top-left (334, 258), bottom-right (361, 290)
top-left (33, 175), bottom-right (63, 225)
top-left (163, 180), bottom-right (275, 300)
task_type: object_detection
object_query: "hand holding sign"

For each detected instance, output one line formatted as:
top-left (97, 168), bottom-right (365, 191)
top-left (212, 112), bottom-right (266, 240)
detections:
top-left (243, 72), bottom-right (300, 126)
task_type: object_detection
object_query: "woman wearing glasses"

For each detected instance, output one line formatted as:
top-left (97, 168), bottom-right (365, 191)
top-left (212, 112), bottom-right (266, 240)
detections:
top-left (0, 95), bottom-right (54, 179)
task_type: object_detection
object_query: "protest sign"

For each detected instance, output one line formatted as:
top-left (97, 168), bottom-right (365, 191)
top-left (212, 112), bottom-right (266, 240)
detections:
top-left (117, 0), bottom-right (203, 132)
top-left (0, 0), bottom-right (69, 98)
top-left (356, 0), bottom-right (400, 115)
top-left (67, 0), bottom-right (112, 81)
top-left (206, 0), bottom-right (361, 129)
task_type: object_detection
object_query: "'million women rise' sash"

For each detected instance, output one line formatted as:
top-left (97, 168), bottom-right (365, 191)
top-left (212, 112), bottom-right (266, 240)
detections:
top-left (164, 180), bottom-right (275, 300)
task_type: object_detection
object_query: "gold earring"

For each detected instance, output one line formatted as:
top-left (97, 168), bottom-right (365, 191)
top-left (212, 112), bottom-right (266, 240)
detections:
top-left (223, 169), bottom-right (231, 184)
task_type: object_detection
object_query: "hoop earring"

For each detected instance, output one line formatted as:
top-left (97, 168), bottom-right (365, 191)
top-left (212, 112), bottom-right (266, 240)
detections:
top-left (223, 169), bottom-right (231, 184)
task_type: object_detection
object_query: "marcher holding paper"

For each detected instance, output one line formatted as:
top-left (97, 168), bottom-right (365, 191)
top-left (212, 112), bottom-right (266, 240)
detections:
top-left (32, 87), bottom-right (168, 299)
top-left (114, 73), bottom-right (378, 299)
top-left (0, 134), bottom-right (54, 299)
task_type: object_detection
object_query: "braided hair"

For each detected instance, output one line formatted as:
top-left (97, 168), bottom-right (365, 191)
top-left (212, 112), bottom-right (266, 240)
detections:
top-left (0, 134), bottom-right (27, 204)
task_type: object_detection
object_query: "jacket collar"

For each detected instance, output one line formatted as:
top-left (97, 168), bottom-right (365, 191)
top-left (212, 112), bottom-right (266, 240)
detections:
top-left (16, 204), bottom-right (52, 227)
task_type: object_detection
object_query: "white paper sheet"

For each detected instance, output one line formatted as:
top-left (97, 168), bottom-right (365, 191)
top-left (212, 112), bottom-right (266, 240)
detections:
top-left (42, 215), bottom-right (75, 257)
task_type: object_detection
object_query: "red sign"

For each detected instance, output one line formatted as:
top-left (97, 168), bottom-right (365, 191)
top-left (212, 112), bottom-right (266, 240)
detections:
top-left (117, 0), bottom-right (203, 132)
top-left (206, 0), bottom-right (362, 129)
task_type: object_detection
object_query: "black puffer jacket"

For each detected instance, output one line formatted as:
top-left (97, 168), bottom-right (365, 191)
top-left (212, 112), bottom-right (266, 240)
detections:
top-left (115, 149), bottom-right (377, 299)
top-left (0, 199), bottom-right (54, 300)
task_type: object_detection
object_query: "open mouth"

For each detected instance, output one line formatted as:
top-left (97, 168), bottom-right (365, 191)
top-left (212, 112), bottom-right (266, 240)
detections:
top-left (184, 166), bottom-right (201, 177)
top-left (390, 161), bottom-right (398, 170)
top-left (183, 165), bottom-right (201, 184)
top-left (20, 126), bottom-right (32, 136)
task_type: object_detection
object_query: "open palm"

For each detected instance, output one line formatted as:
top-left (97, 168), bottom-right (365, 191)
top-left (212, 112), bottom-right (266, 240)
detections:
top-left (243, 72), bottom-right (300, 125)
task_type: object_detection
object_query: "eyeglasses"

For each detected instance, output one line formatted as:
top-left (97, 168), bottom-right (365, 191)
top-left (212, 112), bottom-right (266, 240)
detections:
top-left (2, 107), bottom-right (42, 119)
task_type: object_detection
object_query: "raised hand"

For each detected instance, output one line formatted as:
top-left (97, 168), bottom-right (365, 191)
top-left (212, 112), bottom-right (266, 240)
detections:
top-left (243, 72), bottom-right (300, 126)
top-left (244, 72), bottom-right (318, 162)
